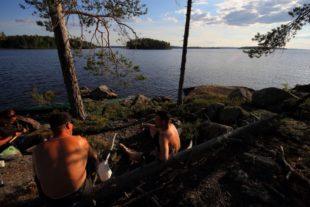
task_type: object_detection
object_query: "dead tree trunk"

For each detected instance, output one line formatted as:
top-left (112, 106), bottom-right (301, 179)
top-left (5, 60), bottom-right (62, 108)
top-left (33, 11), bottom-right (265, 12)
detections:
top-left (177, 0), bottom-right (192, 105)
top-left (47, 0), bottom-right (86, 120)
top-left (93, 115), bottom-right (277, 201)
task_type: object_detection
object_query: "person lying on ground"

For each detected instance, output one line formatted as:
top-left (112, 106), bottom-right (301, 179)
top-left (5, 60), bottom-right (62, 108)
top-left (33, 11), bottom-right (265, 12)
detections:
top-left (120, 110), bottom-right (181, 162)
top-left (32, 112), bottom-right (98, 207)
top-left (0, 109), bottom-right (41, 152)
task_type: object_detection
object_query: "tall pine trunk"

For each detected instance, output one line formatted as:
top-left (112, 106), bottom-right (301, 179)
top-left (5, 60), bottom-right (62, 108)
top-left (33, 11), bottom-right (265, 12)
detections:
top-left (177, 0), bottom-right (192, 105)
top-left (47, 0), bottom-right (86, 119)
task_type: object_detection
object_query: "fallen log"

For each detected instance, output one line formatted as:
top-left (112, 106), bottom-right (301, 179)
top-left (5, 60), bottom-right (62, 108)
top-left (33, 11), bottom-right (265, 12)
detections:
top-left (93, 115), bottom-right (277, 202)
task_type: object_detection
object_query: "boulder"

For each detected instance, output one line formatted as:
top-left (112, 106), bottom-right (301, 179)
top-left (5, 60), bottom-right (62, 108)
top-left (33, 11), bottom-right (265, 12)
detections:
top-left (218, 106), bottom-right (250, 125)
top-left (292, 84), bottom-right (310, 99)
top-left (80, 86), bottom-right (92, 98)
top-left (183, 85), bottom-right (254, 102)
top-left (293, 84), bottom-right (310, 93)
top-left (88, 85), bottom-right (118, 100)
top-left (198, 121), bottom-right (233, 142)
top-left (120, 95), bottom-right (136, 106)
top-left (228, 88), bottom-right (254, 103)
top-left (131, 94), bottom-right (152, 108)
top-left (252, 87), bottom-right (296, 111)
top-left (152, 96), bottom-right (172, 103)
top-left (205, 103), bottom-right (225, 121)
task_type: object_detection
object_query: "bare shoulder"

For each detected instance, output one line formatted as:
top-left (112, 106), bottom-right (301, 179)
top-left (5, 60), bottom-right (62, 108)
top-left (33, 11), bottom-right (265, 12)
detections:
top-left (73, 135), bottom-right (89, 147)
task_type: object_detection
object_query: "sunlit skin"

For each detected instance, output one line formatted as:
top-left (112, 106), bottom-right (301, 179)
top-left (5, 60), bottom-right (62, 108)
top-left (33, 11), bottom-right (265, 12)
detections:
top-left (32, 122), bottom-right (97, 199)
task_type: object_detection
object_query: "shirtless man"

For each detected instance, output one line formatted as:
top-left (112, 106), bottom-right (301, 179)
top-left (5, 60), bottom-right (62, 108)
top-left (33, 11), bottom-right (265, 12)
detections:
top-left (32, 112), bottom-right (98, 206)
top-left (120, 111), bottom-right (181, 162)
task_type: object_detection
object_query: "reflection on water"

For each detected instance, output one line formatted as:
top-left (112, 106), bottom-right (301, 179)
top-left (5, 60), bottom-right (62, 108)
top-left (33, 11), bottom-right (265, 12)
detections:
top-left (0, 48), bottom-right (309, 110)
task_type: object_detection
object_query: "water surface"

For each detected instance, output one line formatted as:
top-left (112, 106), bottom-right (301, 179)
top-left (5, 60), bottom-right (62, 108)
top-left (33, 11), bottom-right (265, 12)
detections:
top-left (0, 48), bottom-right (309, 110)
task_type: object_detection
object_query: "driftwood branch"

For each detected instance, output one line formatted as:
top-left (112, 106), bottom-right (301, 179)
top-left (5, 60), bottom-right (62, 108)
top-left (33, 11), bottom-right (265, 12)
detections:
top-left (93, 115), bottom-right (277, 201)
top-left (279, 145), bottom-right (310, 187)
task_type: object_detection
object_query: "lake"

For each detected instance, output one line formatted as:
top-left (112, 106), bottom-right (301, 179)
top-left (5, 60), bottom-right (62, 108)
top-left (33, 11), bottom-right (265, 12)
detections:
top-left (0, 48), bottom-right (309, 110)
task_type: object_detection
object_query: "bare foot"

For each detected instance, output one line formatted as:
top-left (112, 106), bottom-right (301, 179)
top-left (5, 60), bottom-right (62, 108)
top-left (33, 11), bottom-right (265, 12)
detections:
top-left (119, 143), bottom-right (143, 162)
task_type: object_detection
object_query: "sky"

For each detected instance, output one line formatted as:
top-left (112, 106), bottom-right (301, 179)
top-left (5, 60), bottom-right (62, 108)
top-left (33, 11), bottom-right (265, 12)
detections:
top-left (1, 0), bottom-right (310, 48)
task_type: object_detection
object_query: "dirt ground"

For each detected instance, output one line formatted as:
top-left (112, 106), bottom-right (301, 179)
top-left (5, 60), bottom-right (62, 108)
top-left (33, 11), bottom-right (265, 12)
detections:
top-left (0, 116), bottom-right (309, 207)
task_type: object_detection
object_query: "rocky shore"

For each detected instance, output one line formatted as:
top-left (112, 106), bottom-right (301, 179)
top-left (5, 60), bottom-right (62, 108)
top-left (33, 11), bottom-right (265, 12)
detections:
top-left (0, 83), bottom-right (309, 206)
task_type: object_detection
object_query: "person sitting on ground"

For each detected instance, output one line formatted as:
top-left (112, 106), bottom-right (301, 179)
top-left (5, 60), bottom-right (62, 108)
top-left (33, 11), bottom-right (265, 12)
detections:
top-left (0, 109), bottom-right (41, 152)
top-left (120, 110), bottom-right (181, 162)
top-left (32, 112), bottom-right (98, 206)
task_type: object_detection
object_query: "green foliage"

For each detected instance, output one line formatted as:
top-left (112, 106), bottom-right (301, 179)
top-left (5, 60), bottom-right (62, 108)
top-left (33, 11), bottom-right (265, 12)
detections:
top-left (0, 32), bottom-right (6, 41)
top-left (0, 35), bottom-right (95, 49)
top-left (126, 38), bottom-right (171, 49)
top-left (84, 50), bottom-right (146, 84)
top-left (244, 4), bottom-right (310, 58)
top-left (181, 120), bottom-right (202, 142)
top-left (135, 74), bottom-right (147, 81)
top-left (31, 87), bottom-right (56, 105)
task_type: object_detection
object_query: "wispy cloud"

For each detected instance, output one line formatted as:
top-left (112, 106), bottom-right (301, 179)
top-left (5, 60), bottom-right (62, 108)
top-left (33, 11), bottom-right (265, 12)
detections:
top-left (15, 19), bottom-right (34, 24)
top-left (194, 0), bottom-right (208, 5)
top-left (164, 13), bottom-right (179, 23)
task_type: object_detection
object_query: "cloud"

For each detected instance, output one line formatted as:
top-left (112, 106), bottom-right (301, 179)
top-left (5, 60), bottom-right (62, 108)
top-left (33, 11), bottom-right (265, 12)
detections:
top-left (131, 16), bottom-right (154, 24)
top-left (218, 0), bottom-right (302, 26)
top-left (175, 0), bottom-right (302, 26)
top-left (194, 0), bottom-right (208, 5)
top-left (15, 19), bottom-right (34, 24)
top-left (164, 13), bottom-right (179, 23)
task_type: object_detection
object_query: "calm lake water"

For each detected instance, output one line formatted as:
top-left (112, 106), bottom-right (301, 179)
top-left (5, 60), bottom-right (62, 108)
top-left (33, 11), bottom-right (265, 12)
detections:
top-left (0, 48), bottom-right (309, 110)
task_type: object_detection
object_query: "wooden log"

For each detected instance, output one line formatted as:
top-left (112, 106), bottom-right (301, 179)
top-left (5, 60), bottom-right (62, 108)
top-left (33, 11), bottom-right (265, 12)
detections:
top-left (93, 115), bottom-right (277, 201)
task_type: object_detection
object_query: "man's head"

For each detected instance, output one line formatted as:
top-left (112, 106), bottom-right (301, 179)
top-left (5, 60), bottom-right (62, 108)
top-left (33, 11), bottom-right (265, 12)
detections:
top-left (48, 112), bottom-right (73, 135)
top-left (0, 109), bottom-right (17, 124)
top-left (155, 110), bottom-right (170, 130)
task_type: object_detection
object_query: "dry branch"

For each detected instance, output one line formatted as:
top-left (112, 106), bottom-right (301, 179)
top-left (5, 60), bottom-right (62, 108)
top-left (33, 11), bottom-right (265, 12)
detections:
top-left (279, 146), bottom-right (310, 187)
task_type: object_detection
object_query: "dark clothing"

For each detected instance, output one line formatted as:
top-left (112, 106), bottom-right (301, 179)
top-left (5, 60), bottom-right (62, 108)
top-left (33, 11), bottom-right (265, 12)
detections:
top-left (36, 176), bottom-right (94, 207)
top-left (153, 132), bottom-right (160, 152)
top-left (141, 129), bottom-right (160, 163)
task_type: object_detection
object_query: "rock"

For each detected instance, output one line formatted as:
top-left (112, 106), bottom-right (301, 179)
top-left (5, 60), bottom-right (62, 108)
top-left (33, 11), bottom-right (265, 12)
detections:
top-left (152, 96), bottom-right (172, 103)
top-left (120, 95), bottom-right (136, 106)
top-left (198, 121), bottom-right (233, 142)
top-left (80, 86), bottom-right (92, 97)
top-left (252, 87), bottom-right (296, 111)
top-left (88, 85), bottom-right (118, 100)
top-left (131, 94), bottom-right (152, 108)
top-left (298, 97), bottom-right (310, 120)
top-left (218, 106), bottom-right (250, 125)
top-left (228, 88), bottom-right (254, 103)
top-left (251, 109), bottom-right (277, 120)
top-left (293, 84), bottom-right (310, 93)
top-left (205, 103), bottom-right (225, 121)
top-left (183, 85), bottom-right (254, 102)
top-left (276, 118), bottom-right (310, 143)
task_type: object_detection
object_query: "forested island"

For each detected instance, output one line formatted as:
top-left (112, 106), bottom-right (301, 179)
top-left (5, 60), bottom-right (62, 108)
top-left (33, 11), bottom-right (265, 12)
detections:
top-left (0, 33), bottom-right (95, 49)
top-left (126, 38), bottom-right (171, 49)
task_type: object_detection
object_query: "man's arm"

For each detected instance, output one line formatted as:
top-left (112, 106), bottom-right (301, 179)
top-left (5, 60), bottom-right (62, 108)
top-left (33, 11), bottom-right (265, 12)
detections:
top-left (159, 137), bottom-right (169, 161)
top-left (0, 136), bottom-right (13, 147)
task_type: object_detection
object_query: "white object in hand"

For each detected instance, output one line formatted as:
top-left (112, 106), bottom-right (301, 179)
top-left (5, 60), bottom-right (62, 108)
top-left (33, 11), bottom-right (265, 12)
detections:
top-left (97, 133), bottom-right (117, 182)
top-left (0, 160), bottom-right (5, 168)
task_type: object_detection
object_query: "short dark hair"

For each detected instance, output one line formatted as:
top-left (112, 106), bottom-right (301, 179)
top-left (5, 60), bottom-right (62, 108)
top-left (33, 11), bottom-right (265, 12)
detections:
top-left (156, 110), bottom-right (170, 122)
top-left (48, 112), bottom-right (72, 132)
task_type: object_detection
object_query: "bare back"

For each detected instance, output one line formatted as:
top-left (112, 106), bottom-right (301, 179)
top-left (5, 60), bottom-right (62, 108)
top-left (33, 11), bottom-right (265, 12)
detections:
top-left (33, 135), bottom-right (89, 199)
top-left (161, 124), bottom-right (181, 155)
